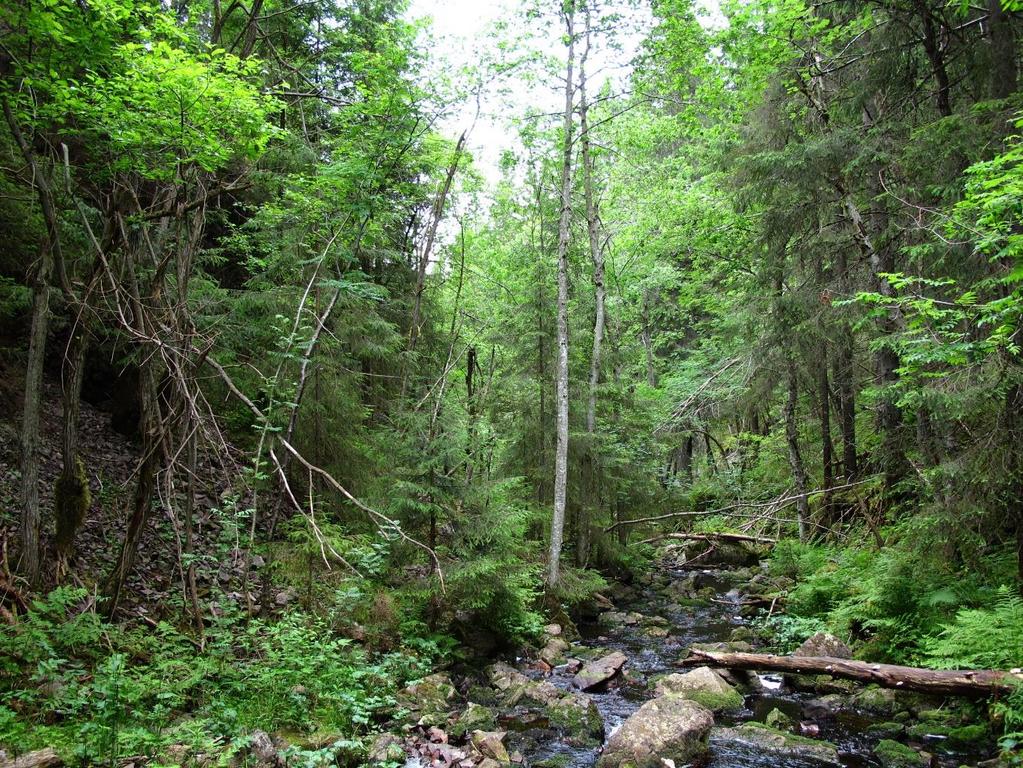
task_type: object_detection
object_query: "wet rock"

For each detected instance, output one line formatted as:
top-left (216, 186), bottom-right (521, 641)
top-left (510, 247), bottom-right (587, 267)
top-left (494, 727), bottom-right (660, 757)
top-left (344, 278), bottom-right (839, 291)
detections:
top-left (562, 658), bottom-right (583, 674)
top-left (548, 690), bottom-right (604, 745)
top-left (794, 632), bottom-right (852, 659)
top-left (543, 623), bottom-right (562, 637)
top-left (868, 721), bottom-right (907, 737)
top-left (764, 708), bottom-right (794, 730)
top-left (645, 626), bottom-right (669, 638)
top-left (652, 667), bottom-right (743, 713)
top-left (598, 611), bottom-right (628, 628)
top-left (696, 542), bottom-right (760, 567)
top-left (872, 739), bottom-right (930, 768)
top-left (572, 650), bottom-right (627, 691)
top-left (427, 726), bottom-right (448, 743)
top-left (713, 723), bottom-right (841, 766)
top-left (539, 637), bottom-right (570, 665)
top-left (802, 694), bottom-right (845, 720)
top-left (595, 695), bottom-right (713, 768)
top-left (851, 685), bottom-right (910, 716)
top-left (718, 668), bottom-right (762, 693)
top-left (471, 730), bottom-right (510, 763)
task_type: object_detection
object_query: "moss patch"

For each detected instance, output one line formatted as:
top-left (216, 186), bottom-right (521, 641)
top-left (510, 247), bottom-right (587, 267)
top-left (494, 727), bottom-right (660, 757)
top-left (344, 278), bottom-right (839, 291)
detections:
top-left (873, 739), bottom-right (928, 768)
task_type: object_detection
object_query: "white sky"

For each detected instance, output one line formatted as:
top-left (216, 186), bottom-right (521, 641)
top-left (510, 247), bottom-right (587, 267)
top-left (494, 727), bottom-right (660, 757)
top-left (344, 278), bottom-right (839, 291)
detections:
top-left (405, 0), bottom-right (725, 187)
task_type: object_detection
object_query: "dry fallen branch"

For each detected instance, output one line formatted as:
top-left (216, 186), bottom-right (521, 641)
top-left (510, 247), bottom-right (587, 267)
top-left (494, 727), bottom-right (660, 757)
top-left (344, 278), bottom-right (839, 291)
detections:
top-left (206, 357), bottom-right (445, 592)
top-left (606, 479), bottom-right (874, 533)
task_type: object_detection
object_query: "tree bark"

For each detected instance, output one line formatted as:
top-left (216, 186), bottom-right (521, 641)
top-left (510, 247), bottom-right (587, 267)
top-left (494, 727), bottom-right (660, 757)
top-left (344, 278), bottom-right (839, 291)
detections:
top-left (3, 98), bottom-right (65, 586)
top-left (817, 347), bottom-right (834, 519)
top-left (578, 5), bottom-right (604, 569)
top-left (684, 649), bottom-right (1023, 698)
top-left (548, 0), bottom-right (576, 588)
top-left (54, 324), bottom-right (88, 582)
top-left (784, 361), bottom-right (810, 541)
top-left (844, 194), bottom-right (906, 488)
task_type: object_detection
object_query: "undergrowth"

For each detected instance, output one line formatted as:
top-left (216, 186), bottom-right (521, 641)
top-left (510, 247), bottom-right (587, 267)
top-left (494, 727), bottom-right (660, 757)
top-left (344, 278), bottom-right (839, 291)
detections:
top-left (0, 587), bottom-right (440, 766)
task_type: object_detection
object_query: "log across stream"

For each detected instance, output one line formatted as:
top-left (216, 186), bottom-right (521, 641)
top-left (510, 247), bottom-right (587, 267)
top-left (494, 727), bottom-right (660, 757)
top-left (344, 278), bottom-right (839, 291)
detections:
top-left (495, 562), bottom-right (1002, 768)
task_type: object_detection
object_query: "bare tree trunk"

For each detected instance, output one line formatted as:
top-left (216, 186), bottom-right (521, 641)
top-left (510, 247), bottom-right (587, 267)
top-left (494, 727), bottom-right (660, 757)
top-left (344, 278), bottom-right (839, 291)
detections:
top-left (55, 325), bottom-right (89, 582)
top-left (817, 347), bottom-right (834, 520)
top-left (577, 6), bottom-right (604, 569)
top-left (408, 132), bottom-right (466, 357)
top-left (3, 98), bottom-right (65, 586)
top-left (784, 361), bottom-right (810, 541)
top-left (548, 1), bottom-right (576, 588)
top-left (844, 194), bottom-right (906, 488)
top-left (581, 11), bottom-right (604, 438)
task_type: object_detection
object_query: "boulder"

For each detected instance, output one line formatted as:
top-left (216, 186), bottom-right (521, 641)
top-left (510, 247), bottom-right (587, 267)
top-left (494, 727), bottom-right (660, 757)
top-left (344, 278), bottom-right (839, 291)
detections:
top-left (764, 708), bottom-right (794, 730)
top-left (398, 673), bottom-right (456, 725)
top-left (652, 667), bottom-right (743, 712)
top-left (367, 733), bottom-right (405, 765)
top-left (794, 632), bottom-right (852, 659)
top-left (540, 637), bottom-right (571, 666)
top-left (471, 731), bottom-right (510, 763)
top-left (572, 651), bottom-right (627, 691)
top-left (451, 702), bottom-right (497, 739)
top-left (548, 691), bottom-right (604, 745)
top-left (713, 723), bottom-right (841, 766)
top-left (872, 739), bottom-right (930, 768)
top-left (851, 685), bottom-right (909, 716)
top-left (595, 694), bottom-right (712, 768)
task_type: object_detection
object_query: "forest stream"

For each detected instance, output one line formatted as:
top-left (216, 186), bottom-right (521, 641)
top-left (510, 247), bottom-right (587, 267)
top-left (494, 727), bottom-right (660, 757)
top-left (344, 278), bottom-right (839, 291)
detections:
top-left (398, 555), bottom-right (1001, 768)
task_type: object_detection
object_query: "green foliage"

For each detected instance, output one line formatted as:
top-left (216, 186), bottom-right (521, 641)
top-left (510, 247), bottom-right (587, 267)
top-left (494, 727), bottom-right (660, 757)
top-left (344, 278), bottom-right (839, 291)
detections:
top-left (924, 587), bottom-right (1023, 670)
top-left (0, 589), bottom-right (436, 763)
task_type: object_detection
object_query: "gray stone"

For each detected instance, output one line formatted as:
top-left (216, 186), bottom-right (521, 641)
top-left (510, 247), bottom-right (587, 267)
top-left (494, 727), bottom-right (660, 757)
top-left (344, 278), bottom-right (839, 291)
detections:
top-left (572, 651), bottom-right (627, 691)
top-left (794, 632), bottom-right (852, 659)
top-left (595, 694), bottom-right (713, 768)
top-left (713, 723), bottom-right (841, 766)
top-left (652, 667), bottom-right (743, 712)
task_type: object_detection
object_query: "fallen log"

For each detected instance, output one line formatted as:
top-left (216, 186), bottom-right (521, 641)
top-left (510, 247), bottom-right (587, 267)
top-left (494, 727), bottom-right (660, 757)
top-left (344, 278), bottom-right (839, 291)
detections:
top-left (641, 532), bottom-right (777, 546)
top-left (683, 649), bottom-right (1023, 698)
top-left (0, 748), bottom-right (63, 768)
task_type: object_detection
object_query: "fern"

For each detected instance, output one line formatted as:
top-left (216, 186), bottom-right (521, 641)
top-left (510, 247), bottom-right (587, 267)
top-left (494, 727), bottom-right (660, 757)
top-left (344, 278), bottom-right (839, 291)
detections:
top-left (924, 586), bottom-right (1023, 669)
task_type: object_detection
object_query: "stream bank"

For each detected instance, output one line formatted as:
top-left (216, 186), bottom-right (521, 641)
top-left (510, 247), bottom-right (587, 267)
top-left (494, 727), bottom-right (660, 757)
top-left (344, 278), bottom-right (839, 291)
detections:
top-left (385, 546), bottom-right (1004, 768)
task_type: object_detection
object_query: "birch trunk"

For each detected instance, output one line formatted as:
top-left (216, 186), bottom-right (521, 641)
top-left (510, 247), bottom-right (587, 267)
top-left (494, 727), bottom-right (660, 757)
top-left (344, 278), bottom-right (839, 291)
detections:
top-left (548, 1), bottom-right (575, 588)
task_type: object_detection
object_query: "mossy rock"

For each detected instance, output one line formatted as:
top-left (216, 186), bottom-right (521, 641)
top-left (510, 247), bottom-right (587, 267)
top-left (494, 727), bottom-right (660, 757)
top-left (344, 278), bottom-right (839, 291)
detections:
top-left (764, 708), bottom-right (794, 730)
top-left (873, 739), bottom-right (929, 768)
top-left (533, 757), bottom-right (571, 768)
top-left (684, 689), bottom-right (743, 713)
top-left (450, 702), bottom-right (497, 739)
top-left (867, 722), bottom-right (906, 737)
top-left (851, 685), bottom-right (909, 716)
top-left (548, 694), bottom-right (604, 745)
top-left (653, 668), bottom-right (744, 713)
top-left (947, 723), bottom-right (989, 747)
top-left (713, 723), bottom-right (840, 765)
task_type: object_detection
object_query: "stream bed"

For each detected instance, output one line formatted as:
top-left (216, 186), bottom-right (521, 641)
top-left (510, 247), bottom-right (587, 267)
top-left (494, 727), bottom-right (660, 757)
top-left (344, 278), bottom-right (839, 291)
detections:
top-left (500, 562), bottom-right (997, 768)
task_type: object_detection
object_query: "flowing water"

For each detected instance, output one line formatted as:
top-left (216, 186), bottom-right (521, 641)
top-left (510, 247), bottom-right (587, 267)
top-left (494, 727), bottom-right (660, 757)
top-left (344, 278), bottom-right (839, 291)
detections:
top-left (502, 564), bottom-right (997, 768)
